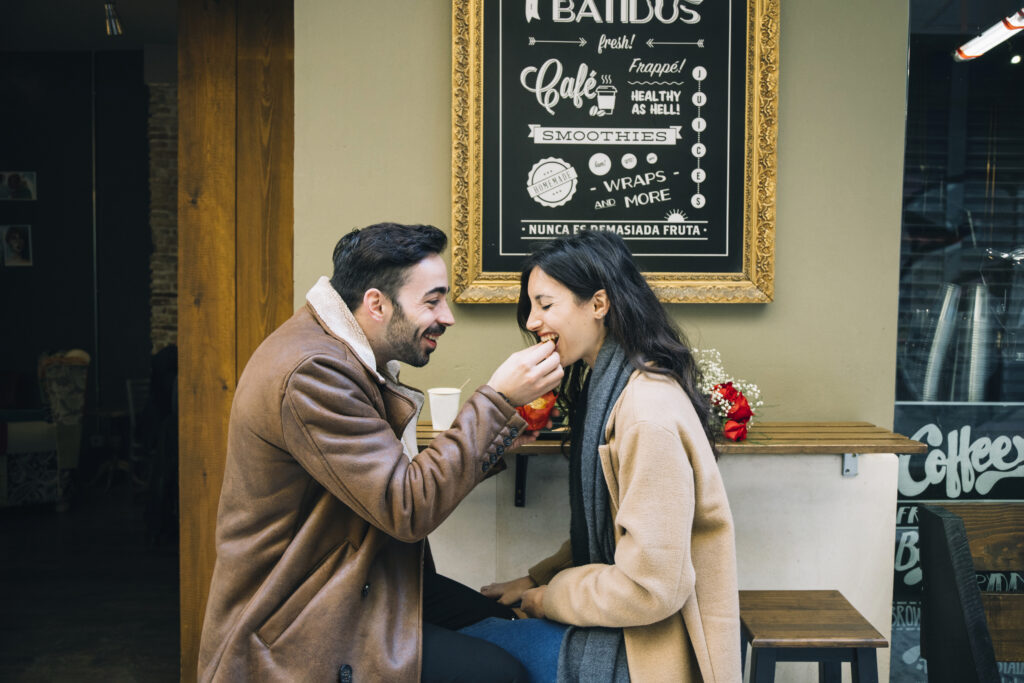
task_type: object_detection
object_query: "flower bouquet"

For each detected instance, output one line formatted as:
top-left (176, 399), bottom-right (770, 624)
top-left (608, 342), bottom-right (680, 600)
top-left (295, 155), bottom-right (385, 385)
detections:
top-left (693, 348), bottom-right (763, 442)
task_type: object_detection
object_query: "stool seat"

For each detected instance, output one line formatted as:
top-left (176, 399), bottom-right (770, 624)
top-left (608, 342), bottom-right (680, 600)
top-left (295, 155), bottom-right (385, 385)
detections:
top-left (740, 590), bottom-right (886, 683)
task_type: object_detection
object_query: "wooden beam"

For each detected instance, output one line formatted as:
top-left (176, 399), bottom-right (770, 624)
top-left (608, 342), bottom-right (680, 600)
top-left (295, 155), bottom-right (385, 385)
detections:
top-left (178, 0), bottom-right (237, 678)
top-left (178, 0), bottom-right (293, 679)
top-left (237, 0), bottom-right (295, 369)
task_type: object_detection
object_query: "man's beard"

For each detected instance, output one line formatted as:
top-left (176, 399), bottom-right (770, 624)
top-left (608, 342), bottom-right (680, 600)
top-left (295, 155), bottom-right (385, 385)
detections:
top-left (381, 303), bottom-right (443, 368)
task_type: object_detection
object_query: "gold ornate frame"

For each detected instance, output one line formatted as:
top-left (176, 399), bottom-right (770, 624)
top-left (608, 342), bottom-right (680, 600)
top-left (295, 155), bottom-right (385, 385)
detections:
top-left (451, 0), bottom-right (779, 303)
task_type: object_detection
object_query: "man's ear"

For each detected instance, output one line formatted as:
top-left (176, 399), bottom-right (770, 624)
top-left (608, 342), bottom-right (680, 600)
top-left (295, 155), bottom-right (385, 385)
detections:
top-left (362, 288), bottom-right (389, 323)
top-left (592, 289), bottom-right (610, 319)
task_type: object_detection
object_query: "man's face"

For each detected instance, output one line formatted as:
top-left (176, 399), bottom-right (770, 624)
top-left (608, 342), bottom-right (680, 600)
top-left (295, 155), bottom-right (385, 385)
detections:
top-left (379, 253), bottom-right (455, 367)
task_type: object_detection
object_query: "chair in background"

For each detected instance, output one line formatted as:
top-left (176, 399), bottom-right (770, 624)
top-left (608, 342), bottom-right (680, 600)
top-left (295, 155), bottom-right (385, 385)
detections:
top-left (91, 378), bottom-right (150, 491)
top-left (38, 350), bottom-right (90, 505)
top-left (918, 503), bottom-right (1024, 683)
top-left (126, 377), bottom-right (152, 483)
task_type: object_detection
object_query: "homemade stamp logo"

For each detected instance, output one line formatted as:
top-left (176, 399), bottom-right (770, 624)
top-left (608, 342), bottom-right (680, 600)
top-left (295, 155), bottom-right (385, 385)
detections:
top-left (527, 157), bottom-right (578, 207)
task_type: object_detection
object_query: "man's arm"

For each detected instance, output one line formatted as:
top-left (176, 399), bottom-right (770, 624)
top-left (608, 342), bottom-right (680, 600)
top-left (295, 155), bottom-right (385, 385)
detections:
top-left (282, 355), bottom-right (521, 542)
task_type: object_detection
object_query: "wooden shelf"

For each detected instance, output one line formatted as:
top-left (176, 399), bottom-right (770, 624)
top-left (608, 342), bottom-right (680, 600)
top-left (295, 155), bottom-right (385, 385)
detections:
top-left (417, 421), bottom-right (926, 506)
top-left (417, 421), bottom-right (928, 455)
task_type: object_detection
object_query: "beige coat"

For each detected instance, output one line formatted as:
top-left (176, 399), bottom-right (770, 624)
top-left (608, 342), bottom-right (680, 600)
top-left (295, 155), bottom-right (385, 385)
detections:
top-left (529, 370), bottom-right (741, 682)
top-left (198, 278), bottom-right (525, 682)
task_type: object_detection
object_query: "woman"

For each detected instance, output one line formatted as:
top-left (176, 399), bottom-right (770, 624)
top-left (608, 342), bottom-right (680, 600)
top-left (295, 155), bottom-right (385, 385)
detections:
top-left (462, 230), bottom-right (741, 682)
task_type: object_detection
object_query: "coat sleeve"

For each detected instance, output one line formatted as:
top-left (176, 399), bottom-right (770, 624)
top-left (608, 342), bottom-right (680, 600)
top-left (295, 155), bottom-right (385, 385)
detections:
top-left (280, 353), bottom-right (525, 543)
top-left (542, 419), bottom-right (697, 628)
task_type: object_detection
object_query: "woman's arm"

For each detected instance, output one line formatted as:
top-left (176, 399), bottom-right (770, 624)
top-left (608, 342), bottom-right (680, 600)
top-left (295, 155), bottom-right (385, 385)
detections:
top-left (481, 539), bottom-right (573, 605)
top-left (543, 420), bottom-right (698, 628)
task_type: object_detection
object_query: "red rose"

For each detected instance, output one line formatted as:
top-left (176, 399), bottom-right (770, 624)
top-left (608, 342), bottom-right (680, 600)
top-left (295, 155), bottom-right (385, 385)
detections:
top-left (727, 394), bottom-right (752, 421)
top-left (723, 419), bottom-right (748, 441)
top-left (715, 382), bottom-right (741, 402)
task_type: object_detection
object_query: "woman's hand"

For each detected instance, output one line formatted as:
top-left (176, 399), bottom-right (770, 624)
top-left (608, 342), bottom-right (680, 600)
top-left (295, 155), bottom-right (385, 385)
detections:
top-left (480, 575), bottom-right (537, 606)
top-left (520, 586), bottom-right (547, 619)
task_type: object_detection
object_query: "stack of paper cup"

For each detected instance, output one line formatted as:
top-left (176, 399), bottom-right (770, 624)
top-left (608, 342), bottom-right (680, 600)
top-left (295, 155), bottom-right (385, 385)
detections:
top-left (427, 387), bottom-right (461, 430)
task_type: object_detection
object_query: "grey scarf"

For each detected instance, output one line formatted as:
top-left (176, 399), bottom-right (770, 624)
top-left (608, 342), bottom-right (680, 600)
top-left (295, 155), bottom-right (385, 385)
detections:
top-left (557, 338), bottom-right (632, 683)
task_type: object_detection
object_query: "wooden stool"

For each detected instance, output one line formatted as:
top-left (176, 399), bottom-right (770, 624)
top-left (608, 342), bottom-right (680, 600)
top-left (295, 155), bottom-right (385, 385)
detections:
top-left (740, 590), bottom-right (887, 683)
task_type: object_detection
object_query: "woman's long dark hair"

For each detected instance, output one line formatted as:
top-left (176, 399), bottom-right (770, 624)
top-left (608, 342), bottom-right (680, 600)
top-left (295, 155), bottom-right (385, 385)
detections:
top-left (516, 230), bottom-right (718, 457)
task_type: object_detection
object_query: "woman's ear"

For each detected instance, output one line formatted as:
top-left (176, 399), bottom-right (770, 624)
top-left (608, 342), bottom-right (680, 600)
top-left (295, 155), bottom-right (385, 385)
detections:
top-left (592, 289), bottom-right (610, 319)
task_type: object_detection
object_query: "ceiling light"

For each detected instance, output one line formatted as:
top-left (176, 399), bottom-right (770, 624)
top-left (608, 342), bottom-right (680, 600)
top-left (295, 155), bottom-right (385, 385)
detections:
top-left (954, 8), bottom-right (1024, 61)
top-left (104, 3), bottom-right (124, 37)
top-left (1013, 54), bottom-right (1023, 64)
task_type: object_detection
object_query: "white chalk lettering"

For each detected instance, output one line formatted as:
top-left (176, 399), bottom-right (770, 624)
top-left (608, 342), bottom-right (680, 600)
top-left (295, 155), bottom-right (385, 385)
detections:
top-left (898, 424), bottom-right (1024, 498)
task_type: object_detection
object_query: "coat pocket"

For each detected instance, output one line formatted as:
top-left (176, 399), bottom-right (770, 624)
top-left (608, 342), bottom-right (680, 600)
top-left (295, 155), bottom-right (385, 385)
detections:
top-left (256, 542), bottom-right (349, 647)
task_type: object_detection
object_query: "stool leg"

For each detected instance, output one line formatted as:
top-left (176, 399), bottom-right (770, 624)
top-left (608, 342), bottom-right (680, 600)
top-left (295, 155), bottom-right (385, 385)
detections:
top-left (850, 648), bottom-right (878, 683)
top-left (740, 632), bottom-right (748, 678)
top-left (818, 660), bottom-right (841, 683)
top-left (749, 648), bottom-right (777, 683)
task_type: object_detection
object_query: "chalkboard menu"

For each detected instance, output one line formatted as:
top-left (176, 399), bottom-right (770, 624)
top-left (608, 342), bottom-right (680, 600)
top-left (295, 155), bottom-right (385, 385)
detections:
top-left (452, 0), bottom-right (778, 303)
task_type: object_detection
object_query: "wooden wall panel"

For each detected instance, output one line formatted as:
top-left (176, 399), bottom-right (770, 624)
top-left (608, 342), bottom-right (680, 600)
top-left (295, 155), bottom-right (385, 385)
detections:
top-left (178, 0), bottom-right (237, 678)
top-left (237, 0), bottom-right (295, 369)
top-left (178, 0), bottom-right (294, 679)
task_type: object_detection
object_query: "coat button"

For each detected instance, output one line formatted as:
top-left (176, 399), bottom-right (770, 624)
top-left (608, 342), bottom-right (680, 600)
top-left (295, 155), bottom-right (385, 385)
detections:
top-left (482, 461), bottom-right (490, 473)
top-left (496, 445), bottom-right (505, 456)
top-left (489, 453), bottom-right (498, 464)
top-left (339, 664), bottom-right (353, 682)
top-left (509, 427), bottom-right (519, 439)
top-left (361, 583), bottom-right (370, 598)
top-left (503, 436), bottom-right (513, 447)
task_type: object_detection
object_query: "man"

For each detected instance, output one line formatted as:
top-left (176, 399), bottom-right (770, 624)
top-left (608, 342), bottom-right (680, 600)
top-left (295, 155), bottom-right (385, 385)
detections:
top-left (198, 223), bottom-right (562, 681)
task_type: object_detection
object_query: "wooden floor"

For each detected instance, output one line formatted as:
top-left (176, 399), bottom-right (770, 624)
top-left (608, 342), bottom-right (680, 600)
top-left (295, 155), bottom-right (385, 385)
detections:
top-left (0, 474), bottom-right (179, 681)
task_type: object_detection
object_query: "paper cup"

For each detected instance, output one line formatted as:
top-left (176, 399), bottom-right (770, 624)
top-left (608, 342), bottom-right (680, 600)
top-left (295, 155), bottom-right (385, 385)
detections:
top-left (427, 387), bottom-right (462, 430)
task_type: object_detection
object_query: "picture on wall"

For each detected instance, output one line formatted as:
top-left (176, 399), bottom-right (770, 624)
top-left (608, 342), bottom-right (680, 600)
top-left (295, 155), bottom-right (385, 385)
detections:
top-left (0, 172), bottom-right (37, 200)
top-left (2, 225), bottom-right (33, 267)
top-left (450, 0), bottom-right (778, 303)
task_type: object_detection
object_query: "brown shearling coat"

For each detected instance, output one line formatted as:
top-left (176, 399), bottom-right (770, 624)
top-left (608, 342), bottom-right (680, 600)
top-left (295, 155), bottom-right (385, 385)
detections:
top-left (198, 277), bottom-right (525, 682)
top-left (528, 370), bottom-right (741, 682)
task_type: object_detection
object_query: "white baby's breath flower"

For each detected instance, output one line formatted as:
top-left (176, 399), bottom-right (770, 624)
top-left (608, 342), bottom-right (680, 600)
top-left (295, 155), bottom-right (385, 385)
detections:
top-left (692, 348), bottom-right (764, 428)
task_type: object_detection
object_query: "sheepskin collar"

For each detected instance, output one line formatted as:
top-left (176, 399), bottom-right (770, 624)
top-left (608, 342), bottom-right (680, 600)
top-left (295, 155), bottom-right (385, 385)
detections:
top-left (304, 277), bottom-right (424, 460)
top-left (305, 276), bottom-right (402, 384)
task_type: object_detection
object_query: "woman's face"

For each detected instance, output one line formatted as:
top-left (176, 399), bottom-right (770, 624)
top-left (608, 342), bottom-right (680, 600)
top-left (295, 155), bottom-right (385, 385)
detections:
top-left (524, 266), bottom-right (608, 367)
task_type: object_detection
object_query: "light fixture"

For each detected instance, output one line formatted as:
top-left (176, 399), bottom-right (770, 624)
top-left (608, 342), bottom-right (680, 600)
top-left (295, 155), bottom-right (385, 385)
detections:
top-left (1013, 54), bottom-right (1023, 64)
top-left (104, 2), bottom-right (124, 36)
top-left (954, 7), bottom-right (1024, 61)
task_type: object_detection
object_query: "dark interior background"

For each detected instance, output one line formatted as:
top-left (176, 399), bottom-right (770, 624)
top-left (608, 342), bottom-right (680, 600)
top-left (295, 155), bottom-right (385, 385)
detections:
top-left (0, 51), bottom-right (150, 411)
top-left (0, 0), bottom-right (176, 415)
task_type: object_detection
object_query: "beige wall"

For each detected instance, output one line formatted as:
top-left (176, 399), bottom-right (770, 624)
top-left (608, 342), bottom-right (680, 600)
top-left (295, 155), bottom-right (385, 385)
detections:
top-left (295, 6), bottom-right (908, 677)
top-left (295, 0), bottom-right (909, 429)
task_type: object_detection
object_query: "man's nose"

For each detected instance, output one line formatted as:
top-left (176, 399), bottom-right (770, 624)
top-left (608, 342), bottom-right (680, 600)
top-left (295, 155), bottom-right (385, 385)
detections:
top-left (438, 300), bottom-right (455, 326)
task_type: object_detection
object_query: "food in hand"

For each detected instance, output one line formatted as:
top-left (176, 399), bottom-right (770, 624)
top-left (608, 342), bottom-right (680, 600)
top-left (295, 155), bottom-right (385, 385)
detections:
top-left (516, 391), bottom-right (557, 430)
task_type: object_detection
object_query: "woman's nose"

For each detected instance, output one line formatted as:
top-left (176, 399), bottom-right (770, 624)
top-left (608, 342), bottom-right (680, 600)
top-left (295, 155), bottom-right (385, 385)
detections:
top-left (526, 311), bottom-right (541, 331)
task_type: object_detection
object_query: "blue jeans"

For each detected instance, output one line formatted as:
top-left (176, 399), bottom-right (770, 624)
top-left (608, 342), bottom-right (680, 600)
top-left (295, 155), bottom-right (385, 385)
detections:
top-left (458, 617), bottom-right (569, 683)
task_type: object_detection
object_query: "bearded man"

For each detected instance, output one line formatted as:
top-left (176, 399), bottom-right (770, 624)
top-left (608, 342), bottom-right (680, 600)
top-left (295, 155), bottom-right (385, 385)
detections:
top-left (199, 223), bottom-right (562, 682)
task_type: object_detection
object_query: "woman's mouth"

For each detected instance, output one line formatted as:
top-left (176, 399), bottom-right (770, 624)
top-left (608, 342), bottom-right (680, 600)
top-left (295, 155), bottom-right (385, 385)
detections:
top-left (540, 333), bottom-right (559, 345)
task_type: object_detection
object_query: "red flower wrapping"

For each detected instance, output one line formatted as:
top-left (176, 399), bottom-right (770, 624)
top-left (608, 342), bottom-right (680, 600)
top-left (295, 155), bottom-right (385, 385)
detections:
top-left (516, 391), bottom-right (557, 431)
top-left (723, 419), bottom-right (748, 441)
top-left (727, 394), bottom-right (752, 421)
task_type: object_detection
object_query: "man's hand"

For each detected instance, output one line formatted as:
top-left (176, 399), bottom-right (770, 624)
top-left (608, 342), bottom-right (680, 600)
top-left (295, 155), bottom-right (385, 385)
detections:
top-left (488, 340), bottom-right (563, 407)
top-left (481, 575), bottom-right (537, 606)
top-left (520, 585), bottom-right (547, 619)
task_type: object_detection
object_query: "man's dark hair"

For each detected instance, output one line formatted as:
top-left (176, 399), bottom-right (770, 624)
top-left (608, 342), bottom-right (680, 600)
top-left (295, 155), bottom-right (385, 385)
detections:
top-left (329, 222), bottom-right (448, 311)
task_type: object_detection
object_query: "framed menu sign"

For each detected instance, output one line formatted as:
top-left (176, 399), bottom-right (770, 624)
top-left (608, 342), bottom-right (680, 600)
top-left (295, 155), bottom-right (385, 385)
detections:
top-left (451, 0), bottom-right (778, 303)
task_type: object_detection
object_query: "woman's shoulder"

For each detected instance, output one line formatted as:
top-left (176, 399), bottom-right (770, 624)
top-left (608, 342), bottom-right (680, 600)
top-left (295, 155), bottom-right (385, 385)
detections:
top-left (612, 369), bottom-right (700, 432)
